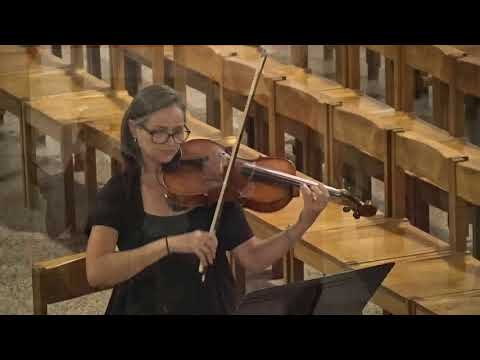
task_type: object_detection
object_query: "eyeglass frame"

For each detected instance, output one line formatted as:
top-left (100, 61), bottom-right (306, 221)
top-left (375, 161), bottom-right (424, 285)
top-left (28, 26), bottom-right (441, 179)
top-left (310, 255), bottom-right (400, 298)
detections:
top-left (136, 123), bottom-right (191, 144)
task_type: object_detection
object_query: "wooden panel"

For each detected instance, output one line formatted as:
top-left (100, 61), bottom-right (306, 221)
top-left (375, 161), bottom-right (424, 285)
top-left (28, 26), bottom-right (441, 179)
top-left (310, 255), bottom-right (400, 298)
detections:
top-left (0, 48), bottom-right (69, 75)
top-left (457, 159), bottom-right (480, 206)
top-left (222, 57), bottom-right (275, 107)
top-left (26, 90), bottom-right (130, 127)
top-left (0, 69), bottom-right (109, 101)
top-left (151, 46), bottom-right (165, 84)
top-left (403, 45), bottom-right (465, 83)
top-left (412, 290), bottom-right (480, 315)
top-left (456, 55), bottom-right (480, 98)
top-left (174, 45), bottom-right (224, 83)
top-left (335, 45), bottom-right (348, 87)
top-left (85, 46), bottom-right (101, 78)
top-left (289, 45), bottom-right (308, 69)
top-left (32, 252), bottom-right (105, 307)
top-left (364, 45), bottom-right (400, 61)
top-left (347, 45), bottom-right (360, 89)
top-left (0, 88), bottom-right (21, 116)
top-left (294, 240), bottom-right (346, 275)
top-left (71, 45), bottom-right (84, 71)
top-left (333, 107), bottom-right (390, 161)
top-left (118, 45), bottom-right (154, 66)
top-left (302, 220), bottom-right (450, 266)
top-left (394, 131), bottom-right (463, 192)
top-left (377, 253), bottom-right (480, 301)
top-left (82, 116), bottom-right (123, 161)
top-left (109, 45), bottom-right (126, 91)
top-left (448, 156), bottom-right (470, 252)
top-left (275, 77), bottom-right (340, 134)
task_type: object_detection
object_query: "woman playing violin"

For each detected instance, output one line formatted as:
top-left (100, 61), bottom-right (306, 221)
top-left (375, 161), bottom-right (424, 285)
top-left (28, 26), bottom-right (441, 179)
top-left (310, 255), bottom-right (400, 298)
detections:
top-left (85, 84), bottom-right (329, 315)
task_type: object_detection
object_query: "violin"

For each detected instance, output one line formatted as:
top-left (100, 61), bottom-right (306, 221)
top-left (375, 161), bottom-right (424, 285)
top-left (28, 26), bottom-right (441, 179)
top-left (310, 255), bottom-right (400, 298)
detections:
top-left (161, 138), bottom-right (377, 219)
top-left (161, 46), bottom-right (376, 280)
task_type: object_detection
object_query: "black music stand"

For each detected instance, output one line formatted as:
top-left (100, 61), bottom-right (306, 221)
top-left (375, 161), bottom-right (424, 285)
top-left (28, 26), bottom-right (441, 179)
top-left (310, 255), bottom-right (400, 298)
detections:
top-left (234, 262), bottom-right (394, 315)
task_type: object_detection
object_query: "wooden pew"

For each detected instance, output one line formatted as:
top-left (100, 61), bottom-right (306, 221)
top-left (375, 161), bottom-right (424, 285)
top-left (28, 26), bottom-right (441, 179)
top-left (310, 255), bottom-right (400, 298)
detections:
top-left (319, 88), bottom-right (395, 200)
top-left (330, 108), bottom-right (400, 217)
top-left (455, 55), bottom-right (480, 145)
top-left (117, 45), bottom-right (233, 125)
top-left (346, 45), bottom-right (402, 108)
top-left (365, 253), bottom-right (480, 315)
top-left (399, 45), bottom-right (466, 136)
top-left (24, 90), bottom-right (131, 229)
top-left (443, 140), bottom-right (480, 259)
top-left (289, 45), bottom-right (309, 69)
top-left (391, 129), bottom-right (469, 251)
top-left (172, 45), bottom-right (240, 129)
top-left (0, 46), bottom-right (109, 210)
top-left (273, 69), bottom-right (342, 180)
top-left (411, 289), bottom-right (480, 315)
top-left (221, 51), bottom-right (288, 154)
top-left (0, 46), bottom-right (69, 75)
top-left (32, 252), bottom-right (107, 315)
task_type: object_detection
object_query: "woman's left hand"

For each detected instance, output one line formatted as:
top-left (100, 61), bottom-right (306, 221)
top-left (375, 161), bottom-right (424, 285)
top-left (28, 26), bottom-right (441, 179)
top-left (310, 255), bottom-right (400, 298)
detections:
top-left (299, 184), bottom-right (329, 227)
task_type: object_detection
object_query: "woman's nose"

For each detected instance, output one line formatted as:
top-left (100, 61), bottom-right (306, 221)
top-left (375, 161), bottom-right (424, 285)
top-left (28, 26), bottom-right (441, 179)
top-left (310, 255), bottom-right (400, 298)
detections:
top-left (166, 134), bottom-right (176, 145)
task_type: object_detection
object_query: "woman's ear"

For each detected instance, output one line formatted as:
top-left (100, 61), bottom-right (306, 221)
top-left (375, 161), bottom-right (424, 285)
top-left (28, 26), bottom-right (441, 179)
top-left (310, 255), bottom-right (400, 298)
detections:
top-left (128, 120), bottom-right (137, 139)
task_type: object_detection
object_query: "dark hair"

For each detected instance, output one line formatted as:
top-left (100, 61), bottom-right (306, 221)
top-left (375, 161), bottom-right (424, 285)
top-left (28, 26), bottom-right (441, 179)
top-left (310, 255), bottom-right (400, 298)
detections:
top-left (120, 84), bottom-right (186, 191)
top-left (120, 84), bottom-right (185, 174)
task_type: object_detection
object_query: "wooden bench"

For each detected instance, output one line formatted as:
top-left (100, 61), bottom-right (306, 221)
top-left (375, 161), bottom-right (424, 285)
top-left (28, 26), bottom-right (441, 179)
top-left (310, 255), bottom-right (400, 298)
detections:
top-left (32, 252), bottom-right (106, 315)
top-left (455, 55), bottom-right (480, 145)
top-left (442, 139), bottom-right (480, 258)
top-left (391, 129), bottom-right (469, 251)
top-left (0, 46), bottom-right (69, 76)
top-left (23, 90), bottom-right (131, 232)
top-left (346, 45), bottom-right (402, 108)
top-left (399, 45), bottom-right (466, 136)
top-left (0, 47), bottom-right (110, 208)
top-left (411, 289), bottom-right (480, 315)
top-left (366, 253), bottom-right (480, 314)
top-left (273, 69), bottom-right (342, 180)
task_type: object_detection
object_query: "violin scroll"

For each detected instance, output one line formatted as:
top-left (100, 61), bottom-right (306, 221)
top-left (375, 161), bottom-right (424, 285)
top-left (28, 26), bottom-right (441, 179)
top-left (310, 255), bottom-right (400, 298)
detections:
top-left (337, 189), bottom-right (378, 219)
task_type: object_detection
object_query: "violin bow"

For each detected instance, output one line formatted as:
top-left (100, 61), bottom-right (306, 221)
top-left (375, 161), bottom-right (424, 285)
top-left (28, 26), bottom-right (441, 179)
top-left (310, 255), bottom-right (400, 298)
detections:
top-left (199, 47), bottom-right (269, 281)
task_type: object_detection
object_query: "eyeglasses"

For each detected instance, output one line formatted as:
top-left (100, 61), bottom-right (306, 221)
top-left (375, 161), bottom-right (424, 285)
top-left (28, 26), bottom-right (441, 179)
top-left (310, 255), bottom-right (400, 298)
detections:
top-left (138, 124), bottom-right (191, 144)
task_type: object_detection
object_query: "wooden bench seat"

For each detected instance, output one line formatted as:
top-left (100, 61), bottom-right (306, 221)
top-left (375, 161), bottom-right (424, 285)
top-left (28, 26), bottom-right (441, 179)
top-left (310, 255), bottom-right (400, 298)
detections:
top-left (298, 219), bottom-right (450, 271)
top-left (295, 222), bottom-right (467, 314)
top-left (32, 251), bottom-right (103, 315)
top-left (412, 289), bottom-right (480, 315)
top-left (364, 253), bottom-right (480, 314)
top-left (0, 46), bottom-right (68, 75)
top-left (0, 69), bottom-right (110, 115)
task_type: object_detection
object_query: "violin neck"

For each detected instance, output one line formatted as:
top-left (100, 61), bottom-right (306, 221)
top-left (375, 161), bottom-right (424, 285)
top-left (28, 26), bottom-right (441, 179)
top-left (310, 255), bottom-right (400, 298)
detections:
top-left (241, 163), bottom-right (345, 198)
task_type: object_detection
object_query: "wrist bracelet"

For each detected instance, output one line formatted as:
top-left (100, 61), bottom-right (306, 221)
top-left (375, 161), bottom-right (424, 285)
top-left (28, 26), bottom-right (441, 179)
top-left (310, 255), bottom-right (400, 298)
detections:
top-left (284, 224), bottom-right (294, 243)
top-left (165, 236), bottom-right (170, 254)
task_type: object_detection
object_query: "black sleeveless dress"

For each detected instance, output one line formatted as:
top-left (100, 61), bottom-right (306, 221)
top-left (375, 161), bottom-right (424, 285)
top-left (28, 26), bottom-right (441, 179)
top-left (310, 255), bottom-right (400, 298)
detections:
top-left (85, 173), bottom-right (254, 315)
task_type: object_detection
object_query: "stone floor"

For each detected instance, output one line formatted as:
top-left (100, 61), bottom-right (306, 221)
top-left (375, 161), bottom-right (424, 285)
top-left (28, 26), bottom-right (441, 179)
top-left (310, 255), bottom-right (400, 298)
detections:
top-left (0, 45), bottom-right (463, 315)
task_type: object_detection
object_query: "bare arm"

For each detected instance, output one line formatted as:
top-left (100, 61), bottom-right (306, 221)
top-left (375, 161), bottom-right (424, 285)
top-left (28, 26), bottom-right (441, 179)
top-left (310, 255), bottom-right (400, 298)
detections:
top-left (232, 184), bottom-right (329, 274)
top-left (86, 226), bottom-right (218, 289)
top-left (232, 212), bottom-right (310, 273)
top-left (86, 225), bottom-right (170, 289)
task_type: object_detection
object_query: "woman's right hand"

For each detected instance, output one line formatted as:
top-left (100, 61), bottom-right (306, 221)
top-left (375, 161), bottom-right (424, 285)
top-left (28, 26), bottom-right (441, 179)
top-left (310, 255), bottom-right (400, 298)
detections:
top-left (168, 230), bottom-right (218, 268)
